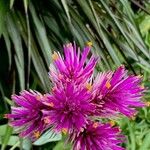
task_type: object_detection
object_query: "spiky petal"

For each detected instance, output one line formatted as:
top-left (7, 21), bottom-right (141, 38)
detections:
top-left (44, 83), bottom-right (94, 134)
top-left (49, 43), bottom-right (98, 85)
top-left (7, 90), bottom-right (50, 140)
top-left (92, 65), bottom-right (145, 117)
top-left (71, 122), bottom-right (124, 150)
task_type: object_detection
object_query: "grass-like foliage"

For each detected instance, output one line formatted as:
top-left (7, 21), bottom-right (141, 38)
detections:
top-left (0, 0), bottom-right (150, 149)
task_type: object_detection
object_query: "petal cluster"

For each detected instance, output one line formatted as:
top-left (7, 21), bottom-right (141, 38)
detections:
top-left (7, 90), bottom-right (50, 140)
top-left (49, 43), bottom-right (98, 84)
top-left (71, 122), bottom-right (124, 150)
top-left (6, 42), bottom-right (145, 150)
top-left (92, 65), bottom-right (144, 117)
top-left (44, 83), bottom-right (94, 133)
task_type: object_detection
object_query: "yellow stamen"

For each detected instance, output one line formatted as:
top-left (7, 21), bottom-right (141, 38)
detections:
top-left (43, 94), bottom-right (48, 101)
top-left (44, 117), bottom-right (51, 124)
top-left (86, 41), bottom-right (93, 47)
top-left (52, 52), bottom-right (59, 61)
top-left (58, 74), bottom-right (63, 79)
top-left (93, 122), bottom-right (98, 128)
top-left (36, 95), bottom-right (41, 101)
top-left (141, 85), bottom-right (144, 89)
top-left (66, 78), bottom-right (71, 82)
top-left (130, 113), bottom-right (137, 120)
top-left (48, 102), bottom-right (54, 107)
top-left (86, 83), bottom-right (92, 91)
top-left (52, 87), bottom-right (56, 93)
top-left (66, 43), bottom-right (72, 47)
top-left (62, 128), bottom-right (68, 135)
top-left (80, 127), bottom-right (84, 132)
top-left (118, 127), bottom-right (122, 132)
top-left (145, 101), bottom-right (150, 107)
top-left (109, 120), bottom-right (115, 127)
top-left (34, 131), bottom-right (40, 139)
top-left (131, 116), bottom-right (136, 120)
top-left (106, 81), bottom-right (111, 89)
top-left (137, 75), bottom-right (143, 78)
top-left (3, 114), bottom-right (8, 119)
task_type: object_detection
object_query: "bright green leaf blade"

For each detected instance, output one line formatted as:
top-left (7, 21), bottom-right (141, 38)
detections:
top-left (1, 126), bottom-right (13, 150)
top-left (33, 129), bottom-right (62, 146)
top-left (10, 0), bottom-right (15, 8)
top-left (23, 0), bottom-right (28, 13)
top-left (30, 3), bottom-right (51, 68)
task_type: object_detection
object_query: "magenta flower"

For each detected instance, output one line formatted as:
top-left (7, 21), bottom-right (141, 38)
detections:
top-left (71, 122), bottom-right (124, 150)
top-left (6, 90), bottom-right (51, 140)
top-left (6, 42), bottom-right (146, 150)
top-left (43, 83), bottom-right (94, 134)
top-left (49, 42), bottom-right (98, 85)
top-left (92, 65), bottom-right (145, 117)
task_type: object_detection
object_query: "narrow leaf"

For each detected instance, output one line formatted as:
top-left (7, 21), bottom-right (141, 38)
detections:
top-left (33, 129), bottom-right (62, 146)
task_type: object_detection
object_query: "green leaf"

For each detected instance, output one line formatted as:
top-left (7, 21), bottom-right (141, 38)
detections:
top-left (0, 136), bottom-right (19, 147)
top-left (0, 0), bottom-right (9, 36)
top-left (1, 125), bottom-right (13, 150)
top-left (22, 138), bottom-right (32, 150)
top-left (33, 129), bottom-right (62, 146)
top-left (30, 3), bottom-right (51, 68)
top-left (137, 63), bottom-right (150, 73)
top-left (23, 0), bottom-right (28, 13)
top-left (16, 12), bottom-right (51, 91)
top-left (3, 32), bottom-right (12, 70)
top-left (6, 13), bottom-right (25, 90)
top-left (61, 0), bottom-right (71, 23)
top-left (4, 97), bottom-right (14, 106)
top-left (0, 125), bottom-right (7, 136)
top-left (9, 141), bottom-right (20, 150)
top-left (140, 15), bottom-right (150, 35)
top-left (10, 0), bottom-right (15, 9)
top-left (53, 141), bottom-right (71, 150)
top-left (139, 130), bottom-right (150, 150)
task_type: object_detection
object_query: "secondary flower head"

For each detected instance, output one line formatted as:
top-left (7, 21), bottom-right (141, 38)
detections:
top-left (6, 90), bottom-right (50, 140)
top-left (71, 122), bottom-right (124, 150)
top-left (44, 83), bottom-right (94, 134)
top-left (49, 42), bottom-right (98, 85)
top-left (92, 65), bottom-right (145, 117)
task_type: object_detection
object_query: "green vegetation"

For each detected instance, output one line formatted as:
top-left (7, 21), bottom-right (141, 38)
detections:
top-left (0, 0), bottom-right (150, 149)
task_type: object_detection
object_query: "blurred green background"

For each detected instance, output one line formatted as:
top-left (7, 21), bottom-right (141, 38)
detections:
top-left (1, 0), bottom-right (150, 149)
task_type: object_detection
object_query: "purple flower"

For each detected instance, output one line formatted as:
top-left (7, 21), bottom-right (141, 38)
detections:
top-left (92, 65), bottom-right (145, 117)
top-left (49, 42), bottom-right (98, 85)
top-left (43, 83), bottom-right (94, 134)
top-left (6, 40), bottom-right (146, 150)
top-left (71, 122), bottom-right (124, 150)
top-left (6, 90), bottom-right (51, 140)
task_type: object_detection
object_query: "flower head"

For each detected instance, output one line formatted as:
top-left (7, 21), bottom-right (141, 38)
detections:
top-left (6, 90), bottom-right (50, 140)
top-left (49, 42), bottom-right (98, 85)
top-left (92, 65), bottom-right (145, 117)
top-left (6, 39), bottom-right (146, 150)
top-left (71, 122), bottom-right (124, 150)
top-left (44, 83), bottom-right (94, 134)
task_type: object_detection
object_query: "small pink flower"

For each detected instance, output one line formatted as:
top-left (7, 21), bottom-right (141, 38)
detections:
top-left (71, 121), bottom-right (124, 150)
top-left (92, 65), bottom-right (145, 117)
top-left (49, 42), bottom-right (98, 85)
top-left (43, 83), bottom-right (94, 134)
top-left (7, 90), bottom-right (50, 140)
